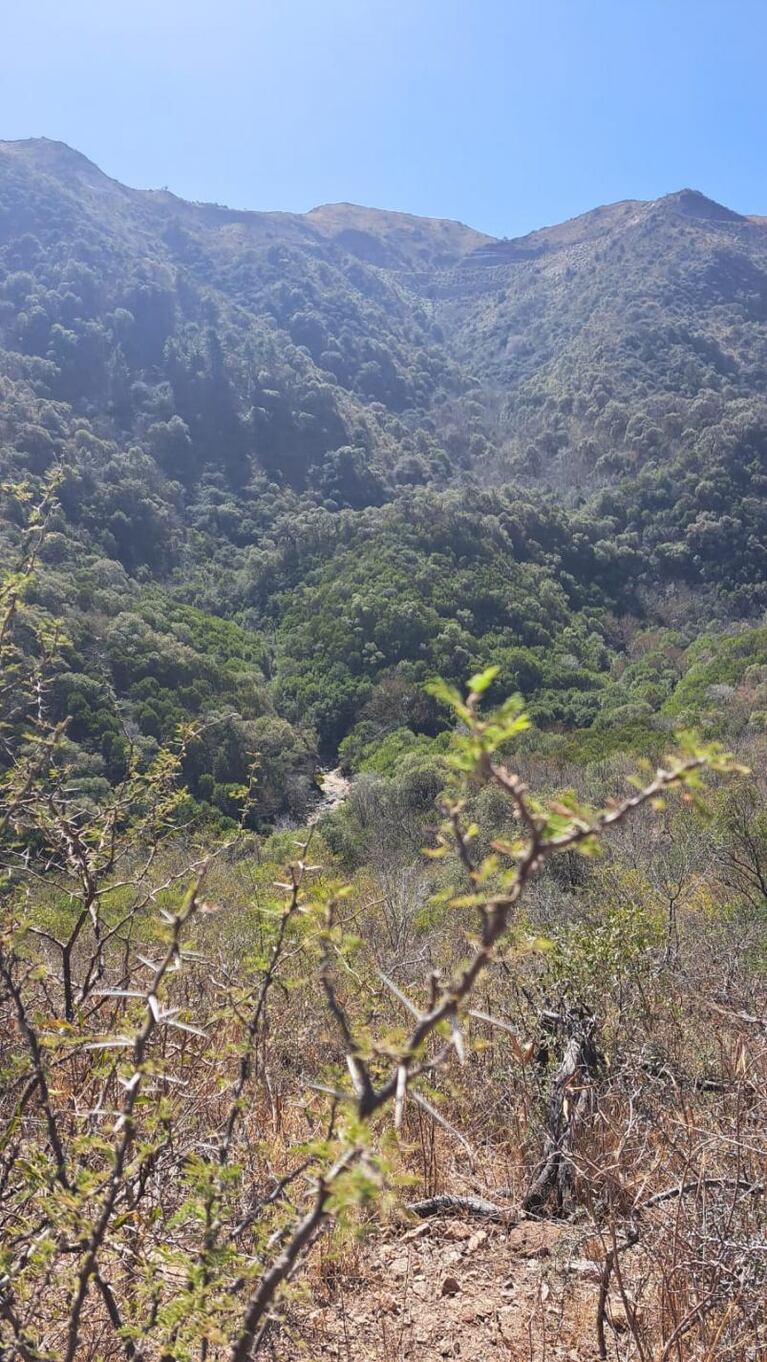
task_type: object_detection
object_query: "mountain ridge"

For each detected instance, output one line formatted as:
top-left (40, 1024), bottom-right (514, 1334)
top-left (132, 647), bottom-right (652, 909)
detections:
top-left (0, 138), bottom-right (493, 265)
top-left (2, 136), bottom-right (759, 257)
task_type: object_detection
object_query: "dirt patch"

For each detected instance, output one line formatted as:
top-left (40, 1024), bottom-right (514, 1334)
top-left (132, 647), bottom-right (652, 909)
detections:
top-left (286, 1215), bottom-right (640, 1360)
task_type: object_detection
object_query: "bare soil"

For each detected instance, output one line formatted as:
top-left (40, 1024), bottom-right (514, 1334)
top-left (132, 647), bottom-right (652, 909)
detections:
top-left (288, 1214), bottom-right (643, 1360)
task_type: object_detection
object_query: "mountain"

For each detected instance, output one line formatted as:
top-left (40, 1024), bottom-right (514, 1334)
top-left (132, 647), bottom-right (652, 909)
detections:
top-left (0, 138), bottom-right (491, 260)
top-left (443, 185), bottom-right (767, 489)
top-left (4, 139), bottom-right (767, 500)
top-left (3, 139), bottom-right (767, 817)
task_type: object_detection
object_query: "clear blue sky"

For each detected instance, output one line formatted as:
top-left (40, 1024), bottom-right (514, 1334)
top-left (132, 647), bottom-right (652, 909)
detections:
top-left (2, 0), bottom-right (766, 238)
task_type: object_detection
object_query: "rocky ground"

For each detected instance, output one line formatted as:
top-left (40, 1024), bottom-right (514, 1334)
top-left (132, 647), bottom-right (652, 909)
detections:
top-left (285, 1213), bottom-right (645, 1360)
top-left (307, 768), bottom-right (352, 825)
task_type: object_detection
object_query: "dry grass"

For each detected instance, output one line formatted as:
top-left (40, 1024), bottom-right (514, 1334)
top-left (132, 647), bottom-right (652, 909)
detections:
top-left (1, 802), bottom-right (765, 1359)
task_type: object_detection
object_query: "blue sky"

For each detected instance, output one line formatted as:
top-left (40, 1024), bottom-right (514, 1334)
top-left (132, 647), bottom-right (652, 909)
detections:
top-left (2, 0), bottom-right (766, 237)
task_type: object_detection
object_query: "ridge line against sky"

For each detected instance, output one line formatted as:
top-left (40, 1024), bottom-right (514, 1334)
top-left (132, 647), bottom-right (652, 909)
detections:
top-left (2, 0), bottom-right (766, 240)
top-left (6, 138), bottom-right (757, 248)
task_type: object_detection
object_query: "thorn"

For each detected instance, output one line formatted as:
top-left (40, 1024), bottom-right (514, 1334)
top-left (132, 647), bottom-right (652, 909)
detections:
top-left (394, 1064), bottom-right (407, 1131)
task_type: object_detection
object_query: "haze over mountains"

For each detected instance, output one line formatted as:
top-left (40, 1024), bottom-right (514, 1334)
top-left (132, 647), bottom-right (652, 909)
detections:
top-left (2, 138), bottom-right (767, 815)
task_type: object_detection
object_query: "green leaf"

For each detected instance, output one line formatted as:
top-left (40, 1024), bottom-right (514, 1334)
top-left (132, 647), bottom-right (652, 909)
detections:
top-left (467, 665), bottom-right (500, 696)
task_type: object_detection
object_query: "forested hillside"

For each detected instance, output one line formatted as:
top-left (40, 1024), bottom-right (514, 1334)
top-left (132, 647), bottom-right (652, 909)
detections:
top-left (1, 141), bottom-right (766, 1361)
top-left (3, 139), bottom-right (767, 819)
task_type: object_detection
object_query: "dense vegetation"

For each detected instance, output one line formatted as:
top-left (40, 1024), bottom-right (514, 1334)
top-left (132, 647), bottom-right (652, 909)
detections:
top-left (0, 142), bottom-right (766, 1359)
top-left (4, 140), bottom-right (767, 819)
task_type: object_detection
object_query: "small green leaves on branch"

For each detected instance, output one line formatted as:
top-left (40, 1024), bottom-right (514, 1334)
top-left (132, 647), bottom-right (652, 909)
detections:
top-left (319, 671), bottom-right (743, 1135)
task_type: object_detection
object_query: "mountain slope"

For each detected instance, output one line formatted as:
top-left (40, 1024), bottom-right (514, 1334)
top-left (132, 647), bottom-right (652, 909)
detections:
top-left (3, 139), bottom-right (767, 815)
top-left (439, 189), bottom-right (767, 490)
top-left (4, 138), bottom-right (767, 504)
top-left (0, 137), bottom-right (494, 498)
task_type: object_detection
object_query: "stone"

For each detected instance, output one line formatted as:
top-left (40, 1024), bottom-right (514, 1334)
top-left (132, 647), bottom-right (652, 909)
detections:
top-left (568, 1257), bottom-right (603, 1281)
top-left (607, 1297), bottom-right (643, 1331)
top-left (403, 1221), bottom-right (431, 1242)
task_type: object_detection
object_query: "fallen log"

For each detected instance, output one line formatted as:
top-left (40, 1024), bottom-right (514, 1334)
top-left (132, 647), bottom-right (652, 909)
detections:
top-left (406, 1194), bottom-right (510, 1221)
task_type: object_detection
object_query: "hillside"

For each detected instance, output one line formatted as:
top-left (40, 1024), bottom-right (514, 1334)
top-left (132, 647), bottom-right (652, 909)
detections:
top-left (6, 141), bottom-right (767, 501)
top-left (3, 138), bottom-right (767, 806)
top-left (445, 187), bottom-right (767, 492)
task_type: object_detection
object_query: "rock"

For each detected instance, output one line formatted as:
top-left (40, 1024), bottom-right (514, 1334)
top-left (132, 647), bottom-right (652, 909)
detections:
top-left (568, 1256), bottom-right (603, 1281)
top-left (460, 1295), bottom-right (496, 1321)
top-left (402, 1221), bottom-right (430, 1242)
top-left (441, 1275), bottom-right (461, 1296)
top-left (467, 1229), bottom-right (489, 1252)
top-left (307, 767), bottom-right (350, 825)
top-left (390, 1255), bottom-right (410, 1278)
top-left (607, 1297), bottom-right (643, 1331)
